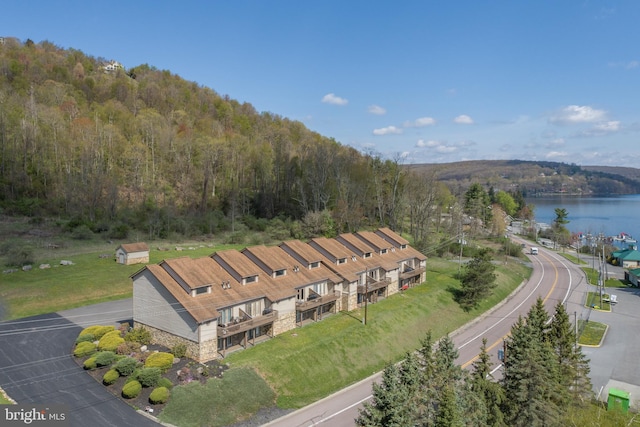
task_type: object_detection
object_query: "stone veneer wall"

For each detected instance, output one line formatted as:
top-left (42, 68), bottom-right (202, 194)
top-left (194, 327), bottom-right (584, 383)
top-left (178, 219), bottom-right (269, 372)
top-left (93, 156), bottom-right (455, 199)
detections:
top-left (125, 255), bottom-right (149, 265)
top-left (345, 292), bottom-right (358, 311)
top-left (273, 312), bottom-right (296, 335)
top-left (134, 322), bottom-right (219, 362)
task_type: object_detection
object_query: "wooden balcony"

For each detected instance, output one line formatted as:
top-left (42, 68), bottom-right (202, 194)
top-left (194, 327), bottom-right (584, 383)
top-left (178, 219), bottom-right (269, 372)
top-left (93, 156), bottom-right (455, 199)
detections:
top-left (217, 309), bottom-right (278, 336)
top-left (296, 291), bottom-right (339, 311)
top-left (399, 266), bottom-right (425, 280)
top-left (357, 277), bottom-right (391, 294)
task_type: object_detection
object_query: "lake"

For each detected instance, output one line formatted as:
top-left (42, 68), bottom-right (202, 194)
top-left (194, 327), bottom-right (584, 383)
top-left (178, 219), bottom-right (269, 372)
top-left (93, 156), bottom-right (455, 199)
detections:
top-left (525, 194), bottom-right (640, 244)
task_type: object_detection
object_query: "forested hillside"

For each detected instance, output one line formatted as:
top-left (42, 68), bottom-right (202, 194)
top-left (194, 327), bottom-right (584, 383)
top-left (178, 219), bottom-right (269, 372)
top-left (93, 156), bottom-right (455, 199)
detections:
top-left (2, 38), bottom-right (638, 246)
top-left (407, 160), bottom-right (640, 197)
top-left (0, 38), bottom-right (411, 238)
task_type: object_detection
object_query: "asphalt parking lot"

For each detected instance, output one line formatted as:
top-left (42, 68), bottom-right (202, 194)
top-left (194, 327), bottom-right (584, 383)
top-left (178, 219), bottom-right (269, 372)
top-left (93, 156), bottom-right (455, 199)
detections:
top-left (0, 300), bottom-right (159, 427)
top-left (565, 256), bottom-right (640, 409)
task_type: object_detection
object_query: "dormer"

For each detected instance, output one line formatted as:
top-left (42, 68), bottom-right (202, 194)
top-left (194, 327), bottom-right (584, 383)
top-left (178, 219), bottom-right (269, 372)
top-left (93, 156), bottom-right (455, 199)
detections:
top-left (274, 268), bottom-right (287, 278)
top-left (337, 257), bottom-right (347, 265)
top-left (192, 285), bottom-right (212, 297)
top-left (309, 261), bottom-right (320, 269)
top-left (243, 275), bottom-right (258, 285)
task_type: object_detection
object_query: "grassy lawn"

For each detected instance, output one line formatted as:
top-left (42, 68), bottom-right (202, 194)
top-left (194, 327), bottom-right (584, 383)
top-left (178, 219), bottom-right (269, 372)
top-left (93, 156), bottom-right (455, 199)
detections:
top-left (159, 367), bottom-right (276, 427)
top-left (585, 292), bottom-right (611, 311)
top-left (224, 258), bottom-right (531, 409)
top-left (578, 320), bottom-right (607, 346)
top-left (0, 244), bottom-right (244, 320)
top-left (582, 267), bottom-right (629, 289)
top-left (560, 253), bottom-right (587, 265)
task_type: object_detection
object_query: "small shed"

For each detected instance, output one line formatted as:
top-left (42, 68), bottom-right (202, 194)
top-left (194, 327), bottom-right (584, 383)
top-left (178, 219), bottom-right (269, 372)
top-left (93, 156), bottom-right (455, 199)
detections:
top-left (115, 243), bottom-right (150, 265)
top-left (607, 388), bottom-right (630, 413)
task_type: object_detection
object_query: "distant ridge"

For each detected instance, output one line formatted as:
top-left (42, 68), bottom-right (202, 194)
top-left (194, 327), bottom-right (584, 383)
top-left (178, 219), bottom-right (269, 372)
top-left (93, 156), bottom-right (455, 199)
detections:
top-left (405, 160), bottom-right (640, 196)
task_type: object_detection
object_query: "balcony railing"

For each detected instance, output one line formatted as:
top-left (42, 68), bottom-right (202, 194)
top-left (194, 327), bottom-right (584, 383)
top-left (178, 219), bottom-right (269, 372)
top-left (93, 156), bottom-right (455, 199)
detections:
top-left (296, 291), bottom-right (340, 311)
top-left (399, 266), bottom-right (425, 280)
top-left (217, 309), bottom-right (278, 335)
top-left (357, 277), bottom-right (391, 294)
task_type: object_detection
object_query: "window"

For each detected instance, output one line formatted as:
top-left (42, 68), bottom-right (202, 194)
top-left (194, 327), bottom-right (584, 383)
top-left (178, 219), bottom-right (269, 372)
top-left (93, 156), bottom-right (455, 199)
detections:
top-left (275, 269), bottom-right (286, 277)
top-left (364, 252), bottom-right (372, 258)
top-left (310, 261), bottom-right (320, 269)
top-left (244, 275), bottom-right (257, 284)
top-left (297, 288), bottom-right (305, 301)
top-left (337, 258), bottom-right (347, 264)
top-left (381, 248), bottom-right (388, 254)
top-left (313, 282), bottom-right (327, 295)
top-left (400, 244), bottom-right (407, 250)
top-left (245, 300), bottom-right (262, 317)
top-left (194, 286), bottom-right (209, 295)
top-left (219, 308), bottom-right (232, 325)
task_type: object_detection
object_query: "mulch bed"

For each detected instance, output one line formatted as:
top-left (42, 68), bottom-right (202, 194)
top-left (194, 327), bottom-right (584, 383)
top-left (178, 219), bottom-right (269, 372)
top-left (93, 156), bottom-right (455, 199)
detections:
top-left (74, 343), bottom-right (228, 416)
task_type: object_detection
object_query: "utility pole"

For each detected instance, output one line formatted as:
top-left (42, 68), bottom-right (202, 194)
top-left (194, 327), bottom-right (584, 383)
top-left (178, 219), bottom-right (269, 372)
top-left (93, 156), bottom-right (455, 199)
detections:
top-left (458, 232), bottom-right (464, 275)
top-left (574, 311), bottom-right (578, 348)
top-left (363, 272), bottom-right (368, 326)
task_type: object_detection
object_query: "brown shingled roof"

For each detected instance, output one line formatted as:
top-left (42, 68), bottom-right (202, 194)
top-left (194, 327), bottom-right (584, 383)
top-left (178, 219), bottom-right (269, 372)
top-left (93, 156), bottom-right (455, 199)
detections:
top-left (119, 242), bottom-right (149, 253)
top-left (376, 227), bottom-right (410, 246)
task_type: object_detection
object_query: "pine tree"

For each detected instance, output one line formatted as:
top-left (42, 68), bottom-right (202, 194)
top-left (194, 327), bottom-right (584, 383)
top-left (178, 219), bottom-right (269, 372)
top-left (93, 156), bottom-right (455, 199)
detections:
top-left (549, 302), bottom-right (593, 406)
top-left (356, 362), bottom-right (413, 427)
top-left (458, 248), bottom-right (497, 311)
top-left (501, 316), bottom-right (562, 426)
top-left (471, 338), bottom-right (505, 426)
top-left (435, 384), bottom-right (463, 427)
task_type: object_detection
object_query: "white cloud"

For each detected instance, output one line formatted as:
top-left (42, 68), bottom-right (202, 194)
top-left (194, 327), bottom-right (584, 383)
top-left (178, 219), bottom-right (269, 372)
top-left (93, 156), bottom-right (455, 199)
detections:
top-left (549, 105), bottom-right (606, 124)
top-left (367, 105), bottom-right (386, 115)
top-left (321, 93), bottom-right (348, 105)
top-left (405, 117), bottom-right (436, 127)
top-left (627, 61), bottom-right (640, 69)
top-left (594, 120), bottom-right (620, 132)
top-left (545, 151), bottom-right (568, 159)
top-left (415, 139), bottom-right (441, 148)
top-left (454, 114), bottom-right (474, 124)
top-left (373, 126), bottom-right (402, 135)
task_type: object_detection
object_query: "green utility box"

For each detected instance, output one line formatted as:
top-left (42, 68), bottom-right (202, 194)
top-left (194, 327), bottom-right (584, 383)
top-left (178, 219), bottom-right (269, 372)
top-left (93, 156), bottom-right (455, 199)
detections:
top-left (607, 388), bottom-right (630, 413)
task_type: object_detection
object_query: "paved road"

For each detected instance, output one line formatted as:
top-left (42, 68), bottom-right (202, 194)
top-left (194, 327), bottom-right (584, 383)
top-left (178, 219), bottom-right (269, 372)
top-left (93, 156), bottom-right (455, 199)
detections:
top-left (265, 241), bottom-right (586, 427)
top-left (0, 300), bottom-right (159, 427)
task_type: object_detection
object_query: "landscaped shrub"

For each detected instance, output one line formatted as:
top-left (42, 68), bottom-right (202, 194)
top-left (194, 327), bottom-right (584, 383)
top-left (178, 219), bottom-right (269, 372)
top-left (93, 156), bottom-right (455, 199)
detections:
top-left (115, 341), bottom-right (139, 355)
top-left (73, 341), bottom-right (97, 358)
top-left (124, 327), bottom-right (151, 345)
top-left (80, 325), bottom-right (115, 340)
top-left (171, 343), bottom-right (187, 359)
top-left (114, 357), bottom-right (139, 376)
top-left (157, 377), bottom-right (173, 390)
top-left (98, 330), bottom-right (125, 352)
top-left (94, 351), bottom-right (117, 367)
top-left (75, 333), bottom-right (95, 344)
top-left (149, 386), bottom-right (170, 404)
top-left (83, 357), bottom-right (97, 370)
top-left (136, 367), bottom-right (161, 387)
top-left (121, 380), bottom-right (142, 399)
top-left (102, 369), bottom-right (119, 385)
top-left (144, 352), bottom-right (173, 373)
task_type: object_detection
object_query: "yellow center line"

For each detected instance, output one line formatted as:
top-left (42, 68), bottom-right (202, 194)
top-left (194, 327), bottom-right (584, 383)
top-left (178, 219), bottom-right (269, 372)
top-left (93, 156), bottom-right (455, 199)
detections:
top-left (460, 252), bottom-right (559, 369)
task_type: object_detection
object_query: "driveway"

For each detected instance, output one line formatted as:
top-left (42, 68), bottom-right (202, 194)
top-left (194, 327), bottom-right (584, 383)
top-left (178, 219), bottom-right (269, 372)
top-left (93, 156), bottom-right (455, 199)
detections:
top-left (0, 300), bottom-right (159, 427)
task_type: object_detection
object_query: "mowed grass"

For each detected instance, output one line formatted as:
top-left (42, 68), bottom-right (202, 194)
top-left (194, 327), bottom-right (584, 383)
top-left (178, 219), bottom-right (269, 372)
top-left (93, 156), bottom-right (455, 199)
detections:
top-left (160, 367), bottom-right (276, 427)
top-left (225, 259), bottom-right (531, 409)
top-left (578, 320), bottom-right (607, 346)
top-left (0, 244), bottom-right (244, 319)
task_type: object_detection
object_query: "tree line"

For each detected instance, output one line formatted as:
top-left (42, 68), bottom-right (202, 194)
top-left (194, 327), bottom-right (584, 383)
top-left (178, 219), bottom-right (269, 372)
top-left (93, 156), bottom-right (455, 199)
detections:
top-left (0, 38), bottom-right (530, 248)
top-left (356, 298), bottom-right (595, 427)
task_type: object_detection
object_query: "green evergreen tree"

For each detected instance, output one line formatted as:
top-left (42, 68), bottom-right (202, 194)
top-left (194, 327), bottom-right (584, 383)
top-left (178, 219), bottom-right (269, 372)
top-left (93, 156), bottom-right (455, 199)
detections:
top-left (471, 338), bottom-right (505, 426)
top-left (435, 384), bottom-right (463, 427)
top-left (356, 362), bottom-right (413, 427)
top-left (549, 302), bottom-right (593, 406)
top-left (458, 248), bottom-right (497, 311)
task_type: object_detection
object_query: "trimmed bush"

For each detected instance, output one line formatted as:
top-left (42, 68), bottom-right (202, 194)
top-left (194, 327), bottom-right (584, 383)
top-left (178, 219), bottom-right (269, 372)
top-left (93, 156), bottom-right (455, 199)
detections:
top-left (157, 377), bottom-right (173, 390)
top-left (74, 341), bottom-right (97, 358)
top-left (83, 357), bottom-right (97, 370)
top-left (122, 380), bottom-right (142, 399)
top-left (124, 327), bottom-right (151, 345)
top-left (80, 325), bottom-right (115, 340)
top-left (98, 330), bottom-right (125, 352)
top-left (102, 369), bottom-right (120, 385)
top-left (94, 351), bottom-right (117, 367)
top-left (136, 367), bottom-right (161, 388)
top-left (75, 333), bottom-right (95, 344)
top-left (149, 386), bottom-right (170, 404)
top-left (171, 343), bottom-right (187, 359)
top-left (144, 352), bottom-right (173, 373)
top-left (114, 357), bottom-right (139, 376)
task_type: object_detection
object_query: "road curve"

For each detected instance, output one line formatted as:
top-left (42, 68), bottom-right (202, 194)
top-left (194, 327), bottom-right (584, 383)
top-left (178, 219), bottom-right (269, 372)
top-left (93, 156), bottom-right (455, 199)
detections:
top-left (265, 241), bottom-right (588, 427)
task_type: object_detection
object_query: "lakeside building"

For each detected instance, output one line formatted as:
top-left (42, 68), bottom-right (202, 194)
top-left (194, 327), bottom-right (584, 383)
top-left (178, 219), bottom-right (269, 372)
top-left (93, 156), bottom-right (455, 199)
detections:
top-left (131, 228), bottom-right (426, 362)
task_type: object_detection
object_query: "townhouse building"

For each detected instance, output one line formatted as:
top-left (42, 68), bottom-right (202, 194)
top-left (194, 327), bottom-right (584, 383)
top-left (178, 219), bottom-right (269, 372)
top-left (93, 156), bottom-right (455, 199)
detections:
top-left (132, 228), bottom-right (427, 362)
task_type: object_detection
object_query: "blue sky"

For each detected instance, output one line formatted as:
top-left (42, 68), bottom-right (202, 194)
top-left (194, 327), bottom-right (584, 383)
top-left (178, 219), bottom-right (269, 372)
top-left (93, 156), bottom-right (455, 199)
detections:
top-left (3, 1), bottom-right (639, 167)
